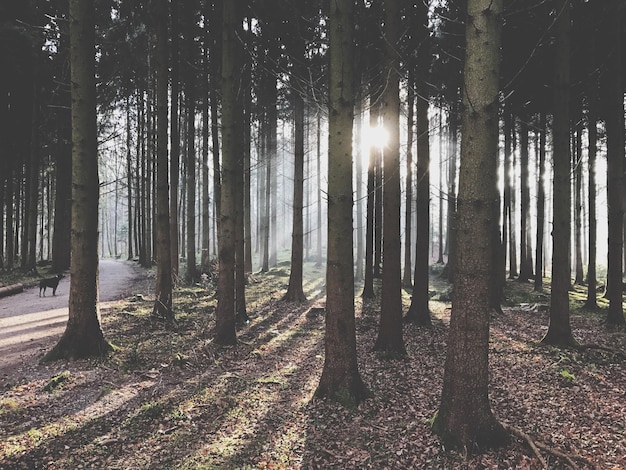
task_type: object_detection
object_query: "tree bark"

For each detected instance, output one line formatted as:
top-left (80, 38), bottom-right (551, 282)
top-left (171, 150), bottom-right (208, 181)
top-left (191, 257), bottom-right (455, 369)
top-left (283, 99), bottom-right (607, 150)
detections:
top-left (534, 113), bottom-right (547, 292)
top-left (283, 22), bottom-right (307, 303)
top-left (169, 0), bottom-right (180, 277)
top-left (315, 0), bottom-right (369, 407)
top-left (604, 0), bottom-right (625, 327)
top-left (214, 0), bottom-right (242, 345)
top-left (151, 0), bottom-right (174, 323)
top-left (541, 0), bottom-right (577, 346)
top-left (402, 70), bottom-right (415, 288)
top-left (184, 0), bottom-right (198, 283)
top-left (44, 0), bottom-right (111, 360)
top-left (375, 0), bottom-right (407, 355)
top-left (433, 0), bottom-right (508, 451)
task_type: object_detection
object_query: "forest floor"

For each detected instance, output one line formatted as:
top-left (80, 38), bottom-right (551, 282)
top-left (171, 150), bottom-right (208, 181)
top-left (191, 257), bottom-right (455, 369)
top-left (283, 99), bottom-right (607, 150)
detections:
top-left (0, 260), bottom-right (625, 469)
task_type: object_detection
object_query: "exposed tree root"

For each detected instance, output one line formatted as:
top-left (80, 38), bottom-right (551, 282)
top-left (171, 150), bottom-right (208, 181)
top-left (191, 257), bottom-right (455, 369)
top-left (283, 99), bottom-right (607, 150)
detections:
top-left (503, 424), bottom-right (548, 468)
top-left (503, 424), bottom-right (598, 469)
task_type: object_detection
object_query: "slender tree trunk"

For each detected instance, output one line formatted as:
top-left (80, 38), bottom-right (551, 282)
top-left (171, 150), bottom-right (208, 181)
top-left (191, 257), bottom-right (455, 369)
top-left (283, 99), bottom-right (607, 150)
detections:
top-left (437, 110), bottom-right (444, 265)
top-left (152, 0), bottom-right (174, 323)
top-left (534, 113), bottom-right (546, 292)
top-left (573, 97), bottom-right (584, 285)
top-left (184, 1), bottom-right (198, 283)
top-left (584, 79), bottom-right (598, 308)
top-left (316, 112), bottom-right (323, 265)
top-left (126, 97), bottom-right (134, 260)
top-left (375, 0), bottom-right (406, 355)
top-left (355, 97), bottom-right (364, 282)
top-left (284, 29), bottom-right (307, 302)
top-left (201, 36), bottom-right (211, 274)
top-left (541, 0), bottom-right (577, 346)
top-left (402, 72), bottom-right (415, 287)
top-left (518, 114), bottom-right (533, 281)
top-left (405, 0), bottom-right (432, 326)
top-left (605, 0), bottom-right (625, 327)
top-left (26, 72), bottom-right (39, 272)
top-left (441, 104), bottom-right (458, 281)
top-left (362, 95), bottom-right (379, 299)
top-left (169, 0), bottom-right (180, 278)
top-left (243, 16), bottom-right (253, 274)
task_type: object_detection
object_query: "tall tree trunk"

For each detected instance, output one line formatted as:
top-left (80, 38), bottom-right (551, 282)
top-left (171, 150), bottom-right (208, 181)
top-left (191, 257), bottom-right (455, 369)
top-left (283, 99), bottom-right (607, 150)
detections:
top-left (201, 36), bottom-right (211, 274)
top-left (26, 72), bottom-right (39, 272)
top-left (535, 113), bottom-right (547, 292)
top-left (433, 0), bottom-right (508, 451)
top-left (541, 0), bottom-right (577, 346)
top-left (284, 24), bottom-right (307, 303)
top-left (441, 104), bottom-right (459, 281)
top-left (316, 112), bottom-right (323, 265)
top-left (604, 0), bottom-right (625, 327)
top-left (402, 72), bottom-right (415, 288)
top-left (243, 16), bottom-right (253, 274)
top-left (51, 120), bottom-right (71, 272)
top-left (355, 97), bottom-right (365, 281)
top-left (214, 0), bottom-right (242, 345)
top-left (316, 0), bottom-right (369, 406)
top-left (375, 0), bottom-right (406, 355)
top-left (169, 0), bottom-right (180, 278)
top-left (184, 1), bottom-right (198, 283)
top-left (259, 120), bottom-right (269, 272)
top-left (573, 97), bottom-right (584, 285)
top-left (584, 75), bottom-right (598, 308)
top-left (518, 114), bottom-right (533, 281)
top-left (5, 162), bottom-right (14, 269)
top-left (152, 0), bottom-right (174, 323)
top-left (208, 1), bottom-right (222, 251)
top-left (45, 0), bottom-right (111, 360)
top-left (361, 95), bottom-right (379, 299)
top-left (437, 110), bottom-right (444, 265)
top-left (405, 0), bottom-right (432, 327)
top-left (126, 97), bottom-right (134, 260)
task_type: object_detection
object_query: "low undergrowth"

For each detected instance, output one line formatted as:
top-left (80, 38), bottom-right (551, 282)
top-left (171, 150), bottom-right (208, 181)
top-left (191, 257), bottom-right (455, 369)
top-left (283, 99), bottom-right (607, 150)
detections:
top-left (0, 263), bottom-right (624, 469)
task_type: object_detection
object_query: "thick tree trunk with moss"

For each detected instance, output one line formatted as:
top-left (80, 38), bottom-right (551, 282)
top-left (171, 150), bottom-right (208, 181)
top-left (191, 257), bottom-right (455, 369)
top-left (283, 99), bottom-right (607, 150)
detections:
top-left (432, 0), bottom-right (508, 452)
top-left (44, 0), bottom-right (111, 361)
top-left (214, 1), bottom-right (242, 346)
top-left (315, 0), bottom-right (369, 407)
top-left (541, 0), bottom-right (577, 346)
top-left (151, 0), bottom-right (174, 323)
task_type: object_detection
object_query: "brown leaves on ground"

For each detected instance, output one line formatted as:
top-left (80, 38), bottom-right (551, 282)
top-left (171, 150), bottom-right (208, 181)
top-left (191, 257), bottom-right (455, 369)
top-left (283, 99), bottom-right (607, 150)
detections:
top-left (0, 269), bottom-right (624, 469)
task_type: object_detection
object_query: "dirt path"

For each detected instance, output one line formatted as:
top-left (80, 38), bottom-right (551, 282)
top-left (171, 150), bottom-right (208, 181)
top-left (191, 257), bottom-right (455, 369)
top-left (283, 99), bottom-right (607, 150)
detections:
top-left (0, 259), bottom-right (151, 371)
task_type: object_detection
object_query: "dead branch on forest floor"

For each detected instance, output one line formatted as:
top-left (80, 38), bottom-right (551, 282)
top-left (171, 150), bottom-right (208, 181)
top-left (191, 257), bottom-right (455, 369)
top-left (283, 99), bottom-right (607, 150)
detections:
top-left (503, 424), bottom-right (599, 470)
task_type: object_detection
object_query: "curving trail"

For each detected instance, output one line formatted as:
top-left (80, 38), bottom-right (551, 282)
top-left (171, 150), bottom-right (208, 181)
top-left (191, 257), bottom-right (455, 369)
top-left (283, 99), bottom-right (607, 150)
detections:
top-left (0, 259), bottom-right (148, 371)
